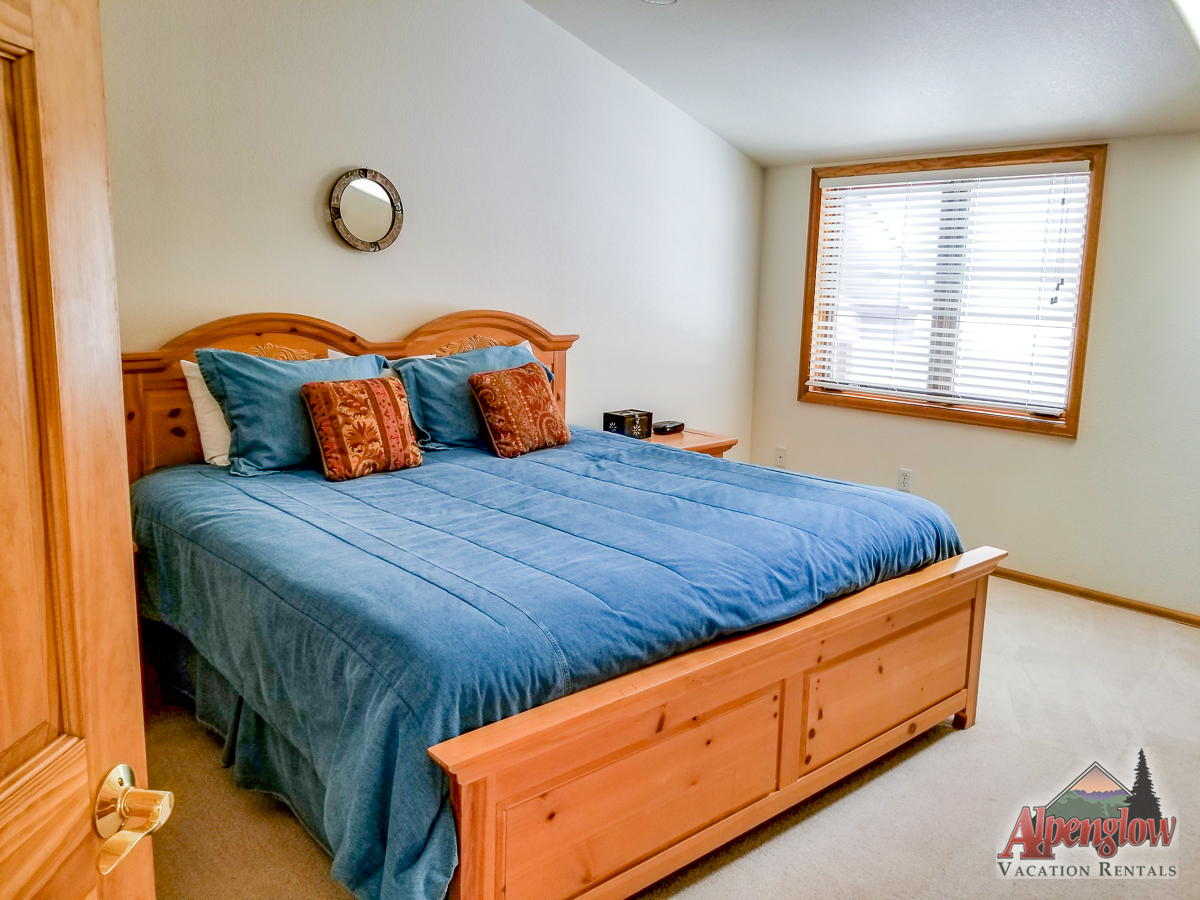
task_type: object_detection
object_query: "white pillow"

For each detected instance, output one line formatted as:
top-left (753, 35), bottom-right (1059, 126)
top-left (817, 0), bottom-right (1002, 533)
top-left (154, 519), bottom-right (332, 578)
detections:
top-left (327, 347), bottom-right (434, 372)
top-left (181, 359), bottom-right (231, 466)
top-left (328, 347), bottom-right (399, 377)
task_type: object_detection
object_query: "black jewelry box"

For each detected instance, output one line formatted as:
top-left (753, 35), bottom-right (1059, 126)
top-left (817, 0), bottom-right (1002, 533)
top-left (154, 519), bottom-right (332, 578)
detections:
top-left (603, 409), bottom-right (653, 439)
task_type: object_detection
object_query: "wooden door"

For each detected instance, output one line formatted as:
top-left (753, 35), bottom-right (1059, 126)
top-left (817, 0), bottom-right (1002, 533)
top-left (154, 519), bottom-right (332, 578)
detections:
top-left (0, 1), bottom-right (157, 898)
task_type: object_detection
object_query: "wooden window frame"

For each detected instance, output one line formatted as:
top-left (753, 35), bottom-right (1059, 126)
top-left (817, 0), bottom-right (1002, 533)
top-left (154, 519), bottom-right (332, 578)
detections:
top-left (797, 144), bottom-right (1107, 438)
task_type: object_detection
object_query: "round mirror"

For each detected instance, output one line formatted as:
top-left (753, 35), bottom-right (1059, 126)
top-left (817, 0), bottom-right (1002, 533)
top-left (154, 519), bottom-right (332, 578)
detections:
top-left (330, 169), bottom-right (403, 251)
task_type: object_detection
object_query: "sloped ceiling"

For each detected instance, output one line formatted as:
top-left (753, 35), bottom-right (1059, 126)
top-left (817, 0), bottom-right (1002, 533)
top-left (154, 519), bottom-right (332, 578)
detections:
top-left (524, 0), bottom-right (1200, 166)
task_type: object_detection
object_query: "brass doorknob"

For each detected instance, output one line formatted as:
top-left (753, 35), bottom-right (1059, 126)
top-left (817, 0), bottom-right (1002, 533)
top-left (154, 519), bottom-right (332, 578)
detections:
top-left (93, 764), bottom-right (174, 875)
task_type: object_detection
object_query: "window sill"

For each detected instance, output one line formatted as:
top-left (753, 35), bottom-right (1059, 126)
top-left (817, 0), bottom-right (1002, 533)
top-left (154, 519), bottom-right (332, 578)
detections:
top-left (798, 386), bottom-right (1078, 438)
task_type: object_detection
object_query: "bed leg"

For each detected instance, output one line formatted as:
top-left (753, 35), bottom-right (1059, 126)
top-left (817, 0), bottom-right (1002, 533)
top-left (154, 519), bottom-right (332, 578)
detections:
top-left (952, 575), bottom-right (989, 730)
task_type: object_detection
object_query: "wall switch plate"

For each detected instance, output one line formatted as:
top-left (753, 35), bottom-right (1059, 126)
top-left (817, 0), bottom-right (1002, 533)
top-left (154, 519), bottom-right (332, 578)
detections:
top-left (774, 447), bottom-right (787, 468)
top-left (898, 468), bottom-right (912, 492)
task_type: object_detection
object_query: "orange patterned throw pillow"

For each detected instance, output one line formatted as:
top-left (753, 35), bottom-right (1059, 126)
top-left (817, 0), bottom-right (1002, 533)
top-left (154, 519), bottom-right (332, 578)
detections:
top-left (301, 378), bottom-right (423, 481)
top-left (468, 362), bottom-right (571, 458)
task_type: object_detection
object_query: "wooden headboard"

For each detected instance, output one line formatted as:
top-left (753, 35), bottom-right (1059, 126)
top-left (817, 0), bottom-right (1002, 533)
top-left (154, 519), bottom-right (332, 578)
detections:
top-left (121, 310), bottom-right (579, 482)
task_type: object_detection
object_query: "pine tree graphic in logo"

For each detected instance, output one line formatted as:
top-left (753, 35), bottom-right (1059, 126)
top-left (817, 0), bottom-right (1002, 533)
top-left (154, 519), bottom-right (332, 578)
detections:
top-left (1123, 749), bottom-right (1162, 821)
top-left (999, 750), bottom-right (1177, 867)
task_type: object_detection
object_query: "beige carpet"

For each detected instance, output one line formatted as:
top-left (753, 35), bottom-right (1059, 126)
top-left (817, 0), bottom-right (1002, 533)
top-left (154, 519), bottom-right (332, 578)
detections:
top-left (146, 579), bottom-right (1199, 899)
top-left (145, 707), bottom-right (350, 900)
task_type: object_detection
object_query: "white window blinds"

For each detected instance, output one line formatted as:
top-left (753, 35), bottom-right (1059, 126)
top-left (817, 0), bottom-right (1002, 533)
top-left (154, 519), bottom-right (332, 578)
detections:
top-left (808, 165), bottom-right (1092, 416)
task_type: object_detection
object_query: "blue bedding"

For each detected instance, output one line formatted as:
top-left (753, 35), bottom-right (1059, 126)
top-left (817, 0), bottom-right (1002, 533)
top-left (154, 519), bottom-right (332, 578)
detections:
top-left (132, 427), bottom-right (961, 900)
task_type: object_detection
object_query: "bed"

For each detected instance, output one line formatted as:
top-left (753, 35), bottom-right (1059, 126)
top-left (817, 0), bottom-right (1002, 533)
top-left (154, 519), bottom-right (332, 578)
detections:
top-left (123, 310), bottom-right (1006, 900)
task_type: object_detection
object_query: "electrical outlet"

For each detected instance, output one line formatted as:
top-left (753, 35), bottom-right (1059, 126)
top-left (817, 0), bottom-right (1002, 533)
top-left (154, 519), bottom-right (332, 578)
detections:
top-left (774, 447), bottom-right (787, 468)
top-left (897, 468), bottom-right (912, 492)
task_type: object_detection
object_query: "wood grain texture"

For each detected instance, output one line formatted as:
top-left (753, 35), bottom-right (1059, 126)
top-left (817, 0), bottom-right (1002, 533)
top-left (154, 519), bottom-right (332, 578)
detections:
top-left (796, 388), bottom-right (1083, 436)
top-left (797, 144), bottom-right (1107, 439)
top-left (30, 836), bottom-right (101, 900)
top-left (503, 688), bottom-right (780, 900)
top-left (0, 0), bottom-right (154, 896)
top-left (645, 428), bottom-right (737, 458)
top-left (801, 603), bottom-right (970, 771)
top-left (996, 567), bottom-right (1200, 629)
top-left (431, 547), bottom-right (1006, 900)
top-left (796, 164), bottom-right (822, 421)
top-left (0, 55), bottom-right (55, 779)
top-left (28, 0), bottom-right (156, 884)
top-left (0, 737), bottom-right (91, 900)
top-left (811, 145), bottom-right (1107, 180)
top-left (953, 575), bottom-right (988, 729)
top-left (0, 0), bottom-right (33, 56)
top-left (121, 310), bottom-right (579, 482)
top-left (1064, 145), bottom-right (1106, 438)
top-left (569, 689), bottom-right (968, 900)
top-left (0, 723), bottom-right (52, 780)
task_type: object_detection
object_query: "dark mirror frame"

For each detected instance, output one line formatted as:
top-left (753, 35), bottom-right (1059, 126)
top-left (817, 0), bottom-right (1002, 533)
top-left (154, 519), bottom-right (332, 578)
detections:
top-left (329, 168), bottom-right (404, 252)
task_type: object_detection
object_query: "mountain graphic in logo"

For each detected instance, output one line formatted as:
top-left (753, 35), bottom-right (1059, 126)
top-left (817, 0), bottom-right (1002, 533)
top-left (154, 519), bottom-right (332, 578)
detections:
top-left (999, 749), bottom-right (1177, 874)
top-left (1045, 763), bottom-right (1130, 821)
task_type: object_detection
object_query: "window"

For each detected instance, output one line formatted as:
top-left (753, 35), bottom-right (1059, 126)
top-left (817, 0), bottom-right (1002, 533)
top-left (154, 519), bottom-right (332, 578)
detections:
top-left (799, 146), bottom-right (1106, 437)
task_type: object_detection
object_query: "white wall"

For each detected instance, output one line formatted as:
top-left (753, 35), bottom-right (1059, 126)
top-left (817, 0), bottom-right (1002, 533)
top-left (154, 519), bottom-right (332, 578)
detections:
top-left (753, 133), bottom-right (1200, 614)
top-left (100, 0), bottom-right (762, 455)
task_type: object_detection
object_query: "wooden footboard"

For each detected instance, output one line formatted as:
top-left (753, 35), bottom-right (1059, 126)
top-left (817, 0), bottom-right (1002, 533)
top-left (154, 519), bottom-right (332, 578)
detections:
top-left (429, 546), bottom-right (1006, 900)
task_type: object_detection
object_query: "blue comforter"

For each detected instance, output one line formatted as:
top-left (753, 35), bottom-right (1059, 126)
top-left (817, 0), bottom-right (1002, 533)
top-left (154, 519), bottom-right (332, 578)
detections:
top-left (132, 428), bottom-right (961, 900)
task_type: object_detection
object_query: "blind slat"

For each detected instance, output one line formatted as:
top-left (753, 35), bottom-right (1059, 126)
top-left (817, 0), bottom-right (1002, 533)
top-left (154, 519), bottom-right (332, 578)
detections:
top-left (808, 169), bottom-right (1089, 415)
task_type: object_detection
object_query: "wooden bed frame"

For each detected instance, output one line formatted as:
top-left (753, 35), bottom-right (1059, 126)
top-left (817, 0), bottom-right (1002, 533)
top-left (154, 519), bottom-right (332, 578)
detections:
top-left (121, 310), bottom-right (1006, 900)
top-left (120, 309), bottom-right (578, 482)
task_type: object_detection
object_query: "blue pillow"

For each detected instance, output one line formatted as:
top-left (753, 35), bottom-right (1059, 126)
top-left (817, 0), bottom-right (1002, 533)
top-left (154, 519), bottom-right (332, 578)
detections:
top-left (196, 348), bottom-right (387, 476)
top-left (393, 344), bottom-right (551, 450)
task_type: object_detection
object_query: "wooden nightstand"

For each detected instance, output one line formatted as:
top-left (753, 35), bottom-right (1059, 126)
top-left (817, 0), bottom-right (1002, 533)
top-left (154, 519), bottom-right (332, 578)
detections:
top-left (647, 428), bottom-right (738, 458)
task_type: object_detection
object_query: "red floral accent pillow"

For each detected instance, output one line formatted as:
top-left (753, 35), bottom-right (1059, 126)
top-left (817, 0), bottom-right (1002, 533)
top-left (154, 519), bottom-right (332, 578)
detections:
top-left (468, 362), bottom-right (571, 458)
top-left (301, 378), bottom-right (422, 481)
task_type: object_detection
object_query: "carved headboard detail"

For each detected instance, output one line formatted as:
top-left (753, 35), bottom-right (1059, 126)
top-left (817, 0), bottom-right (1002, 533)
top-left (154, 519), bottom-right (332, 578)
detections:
top-left (121, 310), bottom-right (579, 482)
top-left (435, 335), bottom-right (500, 356)
top-left (246, 343), bottom-right (318, 361)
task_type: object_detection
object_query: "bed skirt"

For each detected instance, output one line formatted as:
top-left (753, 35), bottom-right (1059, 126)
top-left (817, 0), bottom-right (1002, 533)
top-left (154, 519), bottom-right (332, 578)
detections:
top-left (144, 618), bottom-right (334, 857)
